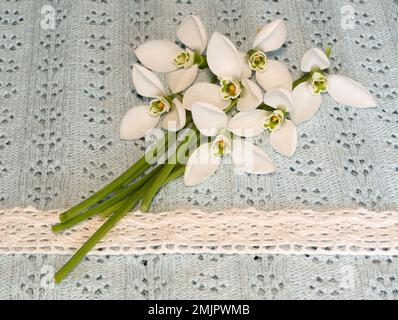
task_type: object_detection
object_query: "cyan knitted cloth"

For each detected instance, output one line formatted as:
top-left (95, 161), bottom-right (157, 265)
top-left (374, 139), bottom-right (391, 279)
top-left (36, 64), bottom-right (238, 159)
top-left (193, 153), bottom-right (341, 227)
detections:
top-left (1, 0), bottom-right (397, 213)
top-left (0, 0), bottom-right (397, 300)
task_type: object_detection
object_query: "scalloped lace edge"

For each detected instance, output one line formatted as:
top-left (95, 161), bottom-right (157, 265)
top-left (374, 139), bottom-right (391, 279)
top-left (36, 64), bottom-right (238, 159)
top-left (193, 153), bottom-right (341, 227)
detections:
top-left (1, 206), bottom-right (397, 256)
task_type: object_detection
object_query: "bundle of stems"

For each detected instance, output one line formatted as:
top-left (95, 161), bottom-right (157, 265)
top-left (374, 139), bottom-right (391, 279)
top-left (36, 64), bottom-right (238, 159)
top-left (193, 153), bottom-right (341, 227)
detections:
top-left (53, 113), bottom-right (199, 283)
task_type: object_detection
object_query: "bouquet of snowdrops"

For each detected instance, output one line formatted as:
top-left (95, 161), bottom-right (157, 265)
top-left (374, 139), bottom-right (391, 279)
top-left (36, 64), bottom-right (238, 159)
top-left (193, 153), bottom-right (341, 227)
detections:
top-left (53, 16), bottom-right (376, 283)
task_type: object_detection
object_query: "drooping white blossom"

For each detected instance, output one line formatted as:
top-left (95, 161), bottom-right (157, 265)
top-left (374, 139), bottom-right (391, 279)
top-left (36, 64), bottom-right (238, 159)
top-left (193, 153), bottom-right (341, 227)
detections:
top-left (291, 48), bottom-right (377, 124)
top-left (135, 15), bottom-right (208, 94)
top-left (120, 64), bottom-right (186, 140)
top-left (243, 20), bottom-right (293, 92)
top-left (228, 87), bottom-right (299, 157)
top-left (184, 102), bottom-right (277, 186)
top-left (183, 32), bottom-right (264, 112)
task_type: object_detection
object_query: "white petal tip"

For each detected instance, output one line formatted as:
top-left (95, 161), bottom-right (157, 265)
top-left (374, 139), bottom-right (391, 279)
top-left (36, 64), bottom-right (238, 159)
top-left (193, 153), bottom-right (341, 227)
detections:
top-left (300, 48), bottom-right (330, 72)
top-left (184, 143), bottom-right (221, 186)
top-left (232, 140), bottom-right (277, 174)
top-left (177, 15), bottom-right (208, 53)
top-left (263, 86), bottom-right (294, 112)
top-left (253, 19), bottom-right (287, 52)
top-left (120, 106), bottom-right (160, 140)
top-left (132, 64), bottom-right (165, 97)
top-left (135, 40), bottom-right (181, 72)
top-left (328, 75), bottom-right (377, 108)
top-left (207, 32), bottom-right (242, 79)
top-left (269, 120), bottom-right (298, 157)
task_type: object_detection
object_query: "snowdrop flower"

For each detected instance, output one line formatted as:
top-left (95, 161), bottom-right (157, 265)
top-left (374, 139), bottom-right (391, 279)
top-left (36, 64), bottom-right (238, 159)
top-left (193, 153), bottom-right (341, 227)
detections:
top-left (120, 64), bottom-right (186, 140)
top-left (291, 48), bottom-right (377, 124)
top-left (183, 32), bottom-right (263, 112)
top-left (228, 87), bottom-right (298, 157)
top-left (184, 102), bottom-right (276, 186)
top-left (243, 19), bottom-right (292, 92)
top-left (135, 15), bottom-right (208, 93)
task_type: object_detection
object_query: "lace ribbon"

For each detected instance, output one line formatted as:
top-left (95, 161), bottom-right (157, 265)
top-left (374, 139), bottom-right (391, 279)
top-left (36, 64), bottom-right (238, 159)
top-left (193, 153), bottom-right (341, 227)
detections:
top-left (1, 207), bottom-right (397, 255)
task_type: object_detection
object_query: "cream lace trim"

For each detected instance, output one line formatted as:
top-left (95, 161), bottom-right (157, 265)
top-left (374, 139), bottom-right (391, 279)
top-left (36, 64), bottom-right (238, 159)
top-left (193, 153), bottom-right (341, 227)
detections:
top-left (1, 207), bottom-right (397, 255)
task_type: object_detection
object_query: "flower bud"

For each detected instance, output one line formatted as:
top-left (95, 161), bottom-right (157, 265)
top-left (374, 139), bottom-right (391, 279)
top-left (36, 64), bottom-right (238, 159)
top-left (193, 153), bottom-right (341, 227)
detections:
top-left (264, 109), bottom-right (286, 132)
top-left (248, 50), bottom-right (268, 72)
top-left (220, 79), bottom-right (242, 100)
top-left (174, 49), bottom-right (195, 69)
top-left (148, 97), bottom-right (171, 116)
top-left (211, 132), bottom-right (232, 157)
top-left (310, 71), bottom-right (328, 95)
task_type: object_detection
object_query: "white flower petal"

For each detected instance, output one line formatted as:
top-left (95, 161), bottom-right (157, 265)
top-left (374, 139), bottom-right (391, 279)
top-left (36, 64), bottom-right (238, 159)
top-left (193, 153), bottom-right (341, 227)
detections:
top-left (328, 75), bottom-right (377, 108)
top-left (300, 48), bottom-right (330, 72)
top-left (207, 32), bottom-right (242, 80)
top-left (227, 110), bottom-right (268, 137)
top-left (256, 60), bottom-right (293, 91)
top-left (162, 98), bottom-right (186, 132)
top-left (176, 15), bottom-right (208, 53)
top-left (132, 64), bottom-right (165, 98)
top-left (168, 64), bottom-right (199, 94)
top-left (263, 86), bottom-right (294, 112)
top-left (291, 82), bottom-right (322, 124)
top-left (269, 120), bottom-right (298, 157)
top-left (120, 106), bottom-right (159, 140)
top-left (191, 102), bottom-right (228, 137)
top-left (135, 40), bottom-right (181, 72)
top-left (184, 143), bottom-right (221, 186)
top-left (232, 139), bottom-right (277, 174)
top-left (239, 52), bottom-right (252, 79)
top-left (238, 79), bottom-right (263, 111)
top-left (253, 19), bottom-right (287, 52)
top-left (182, 82), bottom-right (229, 111)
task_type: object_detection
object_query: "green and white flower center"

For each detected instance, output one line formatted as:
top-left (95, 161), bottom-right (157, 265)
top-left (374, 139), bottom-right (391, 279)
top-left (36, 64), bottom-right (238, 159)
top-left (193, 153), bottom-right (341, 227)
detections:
top-left (248, 50), bottom-right (268, 72)
top-left (148, 97), bottom-right (171, 116)
top-left (310, 71), bottom-right (328, 95)
top-left (211, 132), bottom-right (232, 157)
top-left (174, 49), bottom-right (195, 69)
top-left (264, 109), bottom-right (287, 132)
top-left (220, 78), bottom-right (242, 101)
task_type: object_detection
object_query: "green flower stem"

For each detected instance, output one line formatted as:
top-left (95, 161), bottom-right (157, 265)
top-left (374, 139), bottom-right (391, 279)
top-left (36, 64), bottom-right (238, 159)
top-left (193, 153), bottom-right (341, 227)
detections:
top-left (247, 49), bottom-right (257, 56)
top-left (292, 72), bottom-right (311, 89)
top-left (54, 165), bottom-right (188, 283)
top-left (224, 98), bottom-right (239, 113)
top-left (54, 188), bottom-right (146, 284)
top-left (98, 201), bottom-right (125, 219)
top-left (292, 46), bottom-right (331, 90)
top-left (194, 53), bottom-right (208, 69)
top-left (140, 127), bottom-right (199, 212)
top-left (325, 46), bottom-right (331, 58)
top-left (100, 166), bottom-right (186, 219)
top-left (139, 165), bottom-right (175, 212)
top-left (165, 165), bottom-right (186, 182)
top-left (52, 165), bottom-right (164, 232)
top-left (210, 74), bottom-right (218, 84)
top-left (257, 102), bottom-right (275, 112)
top-left (58, 132), bottom-right (171, 223)
top-left (58, 161), bottom-right (151, 224)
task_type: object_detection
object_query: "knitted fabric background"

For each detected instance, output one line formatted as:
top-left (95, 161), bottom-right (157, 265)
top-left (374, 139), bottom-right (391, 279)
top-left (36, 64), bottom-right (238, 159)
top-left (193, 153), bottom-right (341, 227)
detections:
top-left (0, 0), bottom-right (397, 299)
